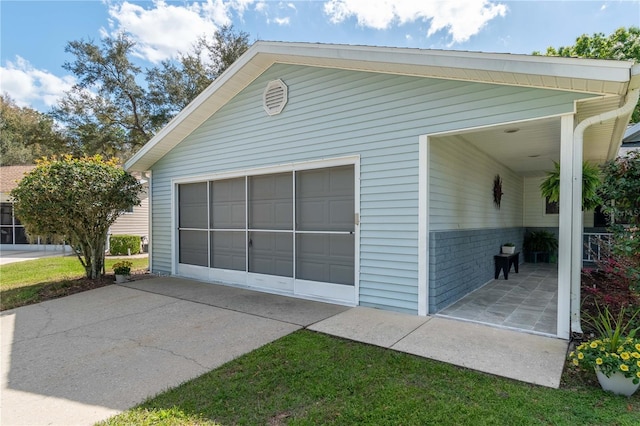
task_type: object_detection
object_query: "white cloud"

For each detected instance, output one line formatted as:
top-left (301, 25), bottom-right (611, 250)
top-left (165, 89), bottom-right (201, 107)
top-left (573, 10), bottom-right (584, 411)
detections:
top-left (254, 1), bottom-right (294, 27)
top-left (323, 0), bottom-right (507, 44)
top-left (104, 0), bottom-right (254, 63)
top-left (274, 17), bottom-right (290, 26)
top-left (255, 1), bottom-right (267, 13)
top-left (0, 56), bottom-right (75, 110)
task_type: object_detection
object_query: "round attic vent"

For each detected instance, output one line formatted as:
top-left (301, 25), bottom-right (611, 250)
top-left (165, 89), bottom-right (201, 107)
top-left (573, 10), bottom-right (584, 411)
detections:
top-left (263, 79), bottom-right (288, 116)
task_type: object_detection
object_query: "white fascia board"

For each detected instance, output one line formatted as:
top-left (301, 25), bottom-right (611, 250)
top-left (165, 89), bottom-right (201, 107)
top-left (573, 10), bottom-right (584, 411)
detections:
top-left (125, 41), bottom-right (635, 172)
top-left (261, 41), bottom-right (632, 83)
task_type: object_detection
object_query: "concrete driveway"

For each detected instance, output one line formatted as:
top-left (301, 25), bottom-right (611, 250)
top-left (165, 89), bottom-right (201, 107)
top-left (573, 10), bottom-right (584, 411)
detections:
top-left (1, 278), bottom-right (348, 426)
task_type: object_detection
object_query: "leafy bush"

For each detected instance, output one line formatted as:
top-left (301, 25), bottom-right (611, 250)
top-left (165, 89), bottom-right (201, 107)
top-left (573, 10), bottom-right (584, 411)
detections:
top-left (109, 235), bottom-right (141, 255)
top-left (582, 234), bottom-right (640, 336)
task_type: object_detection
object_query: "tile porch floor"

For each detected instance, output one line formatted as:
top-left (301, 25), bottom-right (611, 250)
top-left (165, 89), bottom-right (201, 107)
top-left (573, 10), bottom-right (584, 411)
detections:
top-left (438, 262), bottom-right (558, 336)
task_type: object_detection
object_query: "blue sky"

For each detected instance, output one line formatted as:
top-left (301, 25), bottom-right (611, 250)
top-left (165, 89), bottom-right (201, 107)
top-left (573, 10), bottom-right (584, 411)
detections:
top-left (1, 0), bottom-right (639, 112)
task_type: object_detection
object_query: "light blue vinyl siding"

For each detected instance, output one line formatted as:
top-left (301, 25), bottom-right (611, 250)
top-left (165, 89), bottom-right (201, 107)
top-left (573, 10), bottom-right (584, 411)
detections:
top-left (150, 63), bottom-right (589, 314)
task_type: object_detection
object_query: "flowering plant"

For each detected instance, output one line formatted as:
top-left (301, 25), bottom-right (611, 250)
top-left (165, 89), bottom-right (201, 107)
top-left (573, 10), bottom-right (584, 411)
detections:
top-left (569, 303), bottom-right (640, 384)
top-left (112, 261), bottom-right (132, 275)
top-left (569, 337), bottom-right (640, 384)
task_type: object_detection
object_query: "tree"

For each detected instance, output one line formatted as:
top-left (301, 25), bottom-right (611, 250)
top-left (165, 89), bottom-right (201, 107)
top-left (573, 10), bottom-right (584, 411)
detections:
top-left (535, 27), bottom-right (640, 122)
top-left (10, 155), bottom-right (144, 279)
top-left (598, 151), bottom-right (640, 289)
top-left (51, 33), bottom-right (156, 160)
top-left (599, 150), bottom-right (640, 225)
top-left (52, 26), bottom-right (250, 159)
top-left (146, 25), bottom-right (250, 122)
top-left (0, 94), bottom-right (67, 165)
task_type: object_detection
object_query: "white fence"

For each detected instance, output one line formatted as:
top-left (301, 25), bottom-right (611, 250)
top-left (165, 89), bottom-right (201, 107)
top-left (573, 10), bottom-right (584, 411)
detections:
top-left (583, 232), bottom-right (612, 263)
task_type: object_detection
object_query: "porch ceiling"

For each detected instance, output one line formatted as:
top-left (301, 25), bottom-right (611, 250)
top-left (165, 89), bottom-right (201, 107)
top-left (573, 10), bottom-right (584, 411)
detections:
top-left (457, 96), bottom-right (627, 177)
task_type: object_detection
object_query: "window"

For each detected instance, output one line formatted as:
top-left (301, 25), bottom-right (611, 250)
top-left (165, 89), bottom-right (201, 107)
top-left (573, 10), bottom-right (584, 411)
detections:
top-left (0, 202), bottom-right (28, 244)
top-left (545, 197), bottom-right (559, 215)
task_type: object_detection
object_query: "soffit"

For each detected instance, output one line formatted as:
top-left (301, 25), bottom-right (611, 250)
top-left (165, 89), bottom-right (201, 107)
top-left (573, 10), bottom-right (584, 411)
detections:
top-left (453, 95), bottom-right (628, 178)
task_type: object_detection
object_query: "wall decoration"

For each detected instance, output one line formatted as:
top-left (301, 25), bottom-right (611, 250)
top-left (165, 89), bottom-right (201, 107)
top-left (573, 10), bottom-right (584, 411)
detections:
top-left (493, 174), bottom-right (503, 208)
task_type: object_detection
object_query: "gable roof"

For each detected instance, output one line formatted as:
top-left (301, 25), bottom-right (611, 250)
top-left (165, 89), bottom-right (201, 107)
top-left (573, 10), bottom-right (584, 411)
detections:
top-left (0, 165), bottom-right (36, 194)
top-left (126, 41), bottom-right (640, 172)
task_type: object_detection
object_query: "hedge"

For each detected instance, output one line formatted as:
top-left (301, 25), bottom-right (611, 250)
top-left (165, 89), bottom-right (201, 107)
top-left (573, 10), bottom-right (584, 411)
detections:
top-left (109, 234), bottom-right (141, 255)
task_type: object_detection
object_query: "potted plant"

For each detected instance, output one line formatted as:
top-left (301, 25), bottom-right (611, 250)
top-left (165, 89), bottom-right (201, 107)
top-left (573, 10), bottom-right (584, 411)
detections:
top-left (539, 161), bottom-right (601, 211)
top-left (113, 260), bottom-right (133, 283)
top-left (501, 242), bottom-right (515, 254)
top-left (523, 230), bottom-right (558, 262)
top-left (568, 305), bottom-right (640, 396)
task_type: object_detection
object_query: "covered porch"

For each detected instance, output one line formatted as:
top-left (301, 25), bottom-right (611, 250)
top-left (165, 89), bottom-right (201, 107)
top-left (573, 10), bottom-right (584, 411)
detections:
top-left (422, 82), bottom-right (638, 339)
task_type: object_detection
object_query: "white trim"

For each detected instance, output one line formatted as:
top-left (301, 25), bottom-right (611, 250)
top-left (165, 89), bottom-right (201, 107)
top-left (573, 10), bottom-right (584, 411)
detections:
top-left (248, 272), bottom-right (294, 293)
top-left (170, 155), bottom-right (360, 307)
top-left (354, 158), bottom-right (361, 307)
top-left (295, 278), bottom-right (357, 306)
top-left (425, 112), bottom-right (575, 139)
top-left (557, 114), bottom-right (574, 339)
top-left (171, 181), bottom-right (178, 275)
top-left (140, 171), bottom-right (152, 268)
top-left (418, 135), bottom-right (429, 316)
top-left (171, 155), bottom-right (360, 185)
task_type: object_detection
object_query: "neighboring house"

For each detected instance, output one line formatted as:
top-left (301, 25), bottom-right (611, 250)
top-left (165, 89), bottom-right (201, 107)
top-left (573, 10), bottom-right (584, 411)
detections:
top-left (108, 175), bottom-right (150, 252)
top-left (0, 165), bottom-right (35, 246)
top-left (126, 42), bottom-right (640, 339)
top-left (0, 165), bottom-right (149, 251)
top-left (620, 121), bottom-right (640, 156)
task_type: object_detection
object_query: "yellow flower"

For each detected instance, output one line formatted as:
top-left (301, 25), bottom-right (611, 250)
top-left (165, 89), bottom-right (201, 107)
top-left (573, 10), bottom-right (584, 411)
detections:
top-left (620, 364), bottom-right (629, 372)
top-left (637, 360), bottom-right (640, 368)
top-left (596, 358), bottom-right (603, 365)
top-left (621, 352), bottom-right (630, 360)
top-left (611, 353), bottom-right (620, 359)
top-left (590, 341), bottom-right (598, 349)
top-left (635, 343), bottom-right (640, 352)
top-left (572, 358), bottom-right (579, 366)
top-left (637, 372), bottom-right (640, 379)
top-left (569, 351), bottom-right (575, 358)
top-left (632, 352), bottom-right (640, 359)
top-left (577, 344), bottom-right (586, 351)
top-left (577, 352), bottom-right (584, 360)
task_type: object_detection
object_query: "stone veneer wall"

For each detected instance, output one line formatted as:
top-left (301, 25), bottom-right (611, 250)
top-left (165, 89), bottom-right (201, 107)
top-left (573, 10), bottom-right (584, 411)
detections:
top-left (429, 227), bottom-right (525, 312)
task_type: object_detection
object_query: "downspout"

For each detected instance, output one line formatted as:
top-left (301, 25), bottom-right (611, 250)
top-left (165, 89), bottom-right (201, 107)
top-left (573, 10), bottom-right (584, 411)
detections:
top-left (570, 87), bottom-right (640, 335)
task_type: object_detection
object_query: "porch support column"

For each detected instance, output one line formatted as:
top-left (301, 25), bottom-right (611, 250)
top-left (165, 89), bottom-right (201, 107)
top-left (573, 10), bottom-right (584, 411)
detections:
top-left (557, 114), bottom-right (574, 339)
top-left (570, 113), bottom-right (584, 336)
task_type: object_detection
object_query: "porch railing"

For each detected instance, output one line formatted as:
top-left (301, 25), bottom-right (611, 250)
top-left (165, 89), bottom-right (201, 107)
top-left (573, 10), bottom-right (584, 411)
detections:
top-left (583, 232), bottom-right (612, 264)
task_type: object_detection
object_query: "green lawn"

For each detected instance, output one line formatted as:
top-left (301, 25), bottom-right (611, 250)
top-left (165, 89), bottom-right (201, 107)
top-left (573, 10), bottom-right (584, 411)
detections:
top-left (99, 330), bottom-right (639, 426)
top-left (0, 256), bottom-right (148, 310)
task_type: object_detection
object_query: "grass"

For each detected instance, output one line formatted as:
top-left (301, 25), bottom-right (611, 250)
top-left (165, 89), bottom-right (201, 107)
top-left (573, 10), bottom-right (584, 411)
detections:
top-left (98, 330), bottom-right (639, 426)
top-left (0, 256), bottom-right (148, 311)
